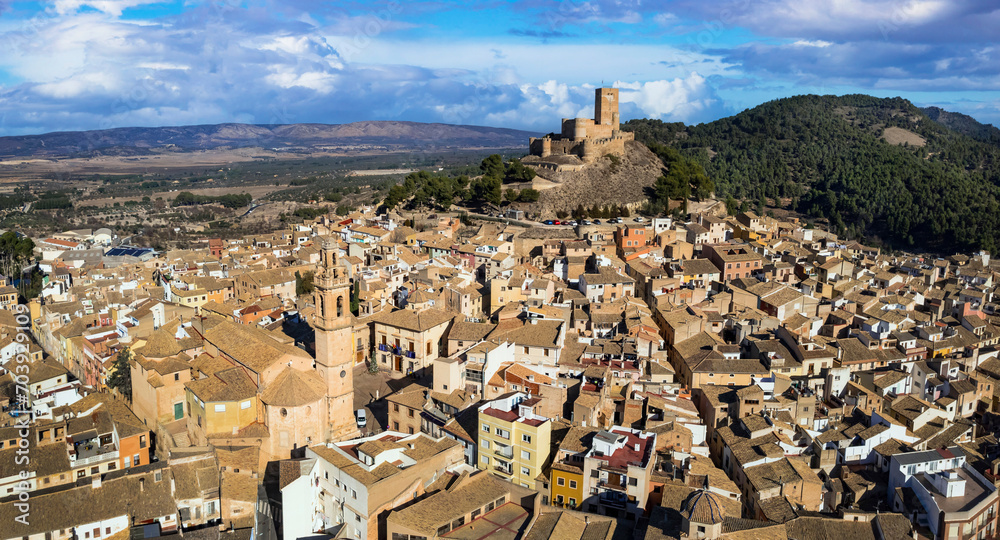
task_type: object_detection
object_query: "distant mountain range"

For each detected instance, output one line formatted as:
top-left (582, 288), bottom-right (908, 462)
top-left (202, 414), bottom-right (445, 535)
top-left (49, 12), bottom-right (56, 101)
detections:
top-left (0, 121), bottom-right (538, 158)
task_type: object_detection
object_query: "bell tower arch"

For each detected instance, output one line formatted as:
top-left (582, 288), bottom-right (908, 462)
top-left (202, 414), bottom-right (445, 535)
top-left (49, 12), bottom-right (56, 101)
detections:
top-left (314, 238), bottom-right (358, 442)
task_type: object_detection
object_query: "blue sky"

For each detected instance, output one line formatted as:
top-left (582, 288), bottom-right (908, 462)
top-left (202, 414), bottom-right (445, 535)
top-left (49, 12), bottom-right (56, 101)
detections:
top-left (0, 0), bottom-right (997, 136)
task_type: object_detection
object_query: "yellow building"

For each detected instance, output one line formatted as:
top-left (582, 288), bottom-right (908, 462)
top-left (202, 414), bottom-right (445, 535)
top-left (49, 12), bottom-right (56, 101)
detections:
top-left (550, 462), bottom-right (585, 509)
top-left (173, 286), bottom-right (211, 308)
top-left (184, 366), bottom-right (261, 445)
top-left (477, 392), bottom-right (551, 490)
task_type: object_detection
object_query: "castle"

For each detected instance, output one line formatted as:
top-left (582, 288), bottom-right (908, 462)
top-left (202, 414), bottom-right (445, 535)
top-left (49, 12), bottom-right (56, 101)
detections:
top-left (528, 87), bottom-right (634, 166)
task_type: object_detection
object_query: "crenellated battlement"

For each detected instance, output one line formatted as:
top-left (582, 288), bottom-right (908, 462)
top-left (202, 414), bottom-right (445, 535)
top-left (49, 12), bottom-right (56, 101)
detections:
top-left (529, 87), bottom-right (633, 165)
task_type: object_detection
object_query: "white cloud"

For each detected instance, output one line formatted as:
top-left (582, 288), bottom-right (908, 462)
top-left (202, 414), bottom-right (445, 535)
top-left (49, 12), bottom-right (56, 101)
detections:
top-left (792, 40), bottom-right (833, 47)
top-left (616, 75), bottom-right (723, 122)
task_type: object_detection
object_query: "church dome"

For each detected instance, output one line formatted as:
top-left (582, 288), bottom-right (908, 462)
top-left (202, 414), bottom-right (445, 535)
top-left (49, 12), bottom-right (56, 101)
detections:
top-left (682, 490), bottom-right (726, 525)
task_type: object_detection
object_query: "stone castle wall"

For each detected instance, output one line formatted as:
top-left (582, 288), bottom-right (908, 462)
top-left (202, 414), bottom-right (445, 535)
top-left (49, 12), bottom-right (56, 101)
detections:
top-left (528, 87), bottom-right (633, 167)
top-left (529, 132), bottom-right (632, 162)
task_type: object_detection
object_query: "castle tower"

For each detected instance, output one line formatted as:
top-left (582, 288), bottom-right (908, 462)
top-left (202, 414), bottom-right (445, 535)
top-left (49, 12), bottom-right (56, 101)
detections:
top-left (314, 238), bottom-right (359, 442)
top-left (595, 87), bottom-right (619, 128)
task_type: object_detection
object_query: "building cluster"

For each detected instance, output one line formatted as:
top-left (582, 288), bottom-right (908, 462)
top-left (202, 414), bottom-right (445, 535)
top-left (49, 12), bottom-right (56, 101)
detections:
top-left (4, 201), bottom-right (1000, 540)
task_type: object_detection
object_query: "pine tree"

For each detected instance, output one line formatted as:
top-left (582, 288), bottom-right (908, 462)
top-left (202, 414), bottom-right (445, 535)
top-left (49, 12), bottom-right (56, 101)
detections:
top-left (107, 348), bottom-right (133, 401)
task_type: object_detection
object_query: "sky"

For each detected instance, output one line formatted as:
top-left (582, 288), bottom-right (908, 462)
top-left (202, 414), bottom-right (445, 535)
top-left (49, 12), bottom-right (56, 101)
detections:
top-left (0, 0), bottom-right (997, 136)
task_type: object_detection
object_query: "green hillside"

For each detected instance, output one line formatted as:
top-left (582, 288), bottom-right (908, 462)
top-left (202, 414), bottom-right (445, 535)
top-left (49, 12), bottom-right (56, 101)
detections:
top-left (623, 95), bottom-right (1000, 252)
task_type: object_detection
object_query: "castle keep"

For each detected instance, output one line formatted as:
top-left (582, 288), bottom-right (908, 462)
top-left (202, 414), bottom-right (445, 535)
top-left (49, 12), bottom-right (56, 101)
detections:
top-left (529, 87), bottom-right (634, 165)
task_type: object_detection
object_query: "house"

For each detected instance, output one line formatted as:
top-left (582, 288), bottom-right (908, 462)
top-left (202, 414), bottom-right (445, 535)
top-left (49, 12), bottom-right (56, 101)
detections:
top-left (372, 308), bottom-right (455, 375)
top-left (579, 267), bottom-right (636, 304)
top-left (477, 392), bottom-right (552, 491)
top-left (280, 431), bottom-right (464, 540)
top-left (888, 447), bottom-right (999, 540)
top-left (385, 470), bottom-right (541, 540)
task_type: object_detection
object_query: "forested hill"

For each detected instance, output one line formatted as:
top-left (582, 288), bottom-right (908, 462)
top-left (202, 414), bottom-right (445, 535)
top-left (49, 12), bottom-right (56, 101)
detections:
top-left (622, 95), bottom-right (1000, 253)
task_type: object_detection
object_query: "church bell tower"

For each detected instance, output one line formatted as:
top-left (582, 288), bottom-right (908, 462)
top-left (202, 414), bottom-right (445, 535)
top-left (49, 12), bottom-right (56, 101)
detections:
top-left (314, 238), bottom-right (359, 442)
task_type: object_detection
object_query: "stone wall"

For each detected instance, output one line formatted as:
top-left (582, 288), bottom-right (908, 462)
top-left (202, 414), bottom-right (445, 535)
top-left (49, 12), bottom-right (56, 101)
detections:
top-left (528, 87), bottom-right (634, 167)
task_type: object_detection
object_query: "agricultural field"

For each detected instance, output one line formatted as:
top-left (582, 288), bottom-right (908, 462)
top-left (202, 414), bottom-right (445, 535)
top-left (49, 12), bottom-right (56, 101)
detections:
top-left (0, 147), bottom-right (510, 248)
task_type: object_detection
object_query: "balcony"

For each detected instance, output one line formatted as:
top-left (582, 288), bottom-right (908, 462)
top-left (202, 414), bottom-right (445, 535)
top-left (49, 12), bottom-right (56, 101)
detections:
top-left (495, 446), bottom-right (513, 459)
top-left (494, 464), bottom-right (513, 476)
top-left (597, 479), bottom-right (627, 492)
top-left (71, 449), bottom-right (119, 467)
top-left (598, 491), bottom-right (628, 509)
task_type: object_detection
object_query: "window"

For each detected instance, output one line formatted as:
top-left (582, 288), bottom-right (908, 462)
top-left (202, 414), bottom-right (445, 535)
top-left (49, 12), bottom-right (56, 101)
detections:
top-left (629, 477), bottom-right (638, 486)
top-left (522, 434), bottom-right (532, 444)
top-left (395, 404), bottom-right (401, 413)
top-left (570, 480), bottom-right (577, 489)
top-left (482, 440), bottom-right (490, 450)
top-left (569, 498), bottom-right (577, 506)
top-left (352, 489), bottom-right (357, 499)
top-left (521, 450), bottom-right (531, 460)
top-left (174, 373), bottom-right (180, 381)
top-left (426, 342), bottom-right (432, 355)
top-left (214, 404), bottom-right (226, 413)
top-left (482, 456), bottom-right (490, 464)
top-left (482, 423), bottom-right (490, 433)
top-left (408, 409), bottom-right (414, 418)
top-left (241, 400), bottom-right (251, 410)
top-left (140, 435), bottom-right (147, 449)
top-left (557, 478), bottom-right (565, 486)
top-left (134, 454), bottom-right (140, 466)
top-left (523, 347), bottom-right (529, 354)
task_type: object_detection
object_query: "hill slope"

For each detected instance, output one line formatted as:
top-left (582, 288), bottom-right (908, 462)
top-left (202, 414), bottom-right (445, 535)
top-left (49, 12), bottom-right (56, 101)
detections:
top-left (525, 140), bottom-right (665, 214)
top-left (921, 107), bottom-right (1000, 146)
top-left (623, 95), bottom-right (1000, 252)
top-left (0, 121), bottom-right (537, 159)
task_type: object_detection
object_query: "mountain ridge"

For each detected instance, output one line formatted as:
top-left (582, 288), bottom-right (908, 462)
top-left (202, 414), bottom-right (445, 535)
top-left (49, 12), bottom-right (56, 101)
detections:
top-left (623, 94), bottom-right (1000, 252)
top-left (0, 120), bottom-right (539, 159)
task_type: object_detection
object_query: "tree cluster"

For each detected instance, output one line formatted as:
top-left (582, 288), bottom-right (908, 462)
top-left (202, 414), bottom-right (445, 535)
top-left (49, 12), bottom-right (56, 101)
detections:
top-left (172, 191), bottom-right (252, 209)
top-left (624, 94), bottom-right (1000, 252)
top-left (383, 171), bottom-right (470, 210)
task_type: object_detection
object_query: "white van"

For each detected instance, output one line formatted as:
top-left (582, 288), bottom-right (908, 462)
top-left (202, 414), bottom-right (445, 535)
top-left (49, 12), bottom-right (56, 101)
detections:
top-left (356, 409), bottom-right (367, 428)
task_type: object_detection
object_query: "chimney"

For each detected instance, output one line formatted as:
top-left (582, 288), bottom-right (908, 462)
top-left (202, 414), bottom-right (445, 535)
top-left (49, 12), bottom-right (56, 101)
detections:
top-left (139, 477), bottom-right (145, 492)
top-left (634, 444), bottom-right (640, 452)
top-left (92, 475), bottom-right (102, 489)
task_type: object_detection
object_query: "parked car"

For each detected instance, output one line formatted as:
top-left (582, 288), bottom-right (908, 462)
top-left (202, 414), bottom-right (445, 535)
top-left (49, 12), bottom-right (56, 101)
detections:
top-left (593, 219), bottom-right (602, 224)
top-left (553, 220), bottom-right (561, 225)
top-left (634, 217), bottom-right (645, 222)
top-left (543, 220), bottom-right (554, 225)
top-left (582, 220), bottom-right (592, 225)
top-left (356, 409), bottom-right (367, 428)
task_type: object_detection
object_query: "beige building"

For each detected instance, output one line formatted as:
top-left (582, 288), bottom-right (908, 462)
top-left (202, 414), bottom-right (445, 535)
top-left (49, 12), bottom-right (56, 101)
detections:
top-left (372, 308), bottom-right (454, 375)
top-left (233, 267), bottom-right (296, 302)
top-left (280, 432), bottom-right (465, 540)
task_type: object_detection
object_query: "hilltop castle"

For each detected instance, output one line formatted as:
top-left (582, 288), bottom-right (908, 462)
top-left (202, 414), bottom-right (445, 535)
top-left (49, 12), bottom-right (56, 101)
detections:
top-left (528, 87), bottom-right (634, 167)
